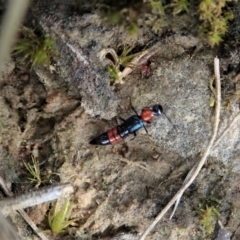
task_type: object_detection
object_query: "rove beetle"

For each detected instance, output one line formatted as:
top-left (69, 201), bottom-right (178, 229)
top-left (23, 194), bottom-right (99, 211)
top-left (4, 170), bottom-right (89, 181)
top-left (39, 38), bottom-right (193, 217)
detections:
top-left (89, 104), bottom-right (163, 145)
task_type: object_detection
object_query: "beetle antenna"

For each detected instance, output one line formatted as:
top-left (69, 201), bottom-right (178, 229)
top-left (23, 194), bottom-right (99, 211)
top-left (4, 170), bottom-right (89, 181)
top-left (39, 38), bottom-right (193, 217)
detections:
top-left (129, 97), bottom-right (138, 115)
top-left (162, 111), bottom-right (175, 129)
top-left (143, 125), bottom-right (149, 135)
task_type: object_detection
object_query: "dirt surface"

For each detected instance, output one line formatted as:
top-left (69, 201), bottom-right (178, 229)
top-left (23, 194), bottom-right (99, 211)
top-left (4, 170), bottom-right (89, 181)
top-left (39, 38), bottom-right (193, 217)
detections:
top-left (1, 1), bottom-right (240, 240)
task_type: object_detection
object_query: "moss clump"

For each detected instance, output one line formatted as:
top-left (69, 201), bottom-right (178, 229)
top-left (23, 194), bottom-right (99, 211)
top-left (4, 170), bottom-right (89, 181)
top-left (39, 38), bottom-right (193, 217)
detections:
top-left (97, 0), bottom-right (235, 47)
top-left (148, 0), bottom-right (167, 34)
top-left (199, 0), bottom-right (234, 47)
top-left (197, 197), bottom-right (221, 237)
top-left (171, 0), bottom-right (190, 15)
top-left (98, 0), bottom-right (147, 35)
top-left (13, 27), bottom-right (56, 67)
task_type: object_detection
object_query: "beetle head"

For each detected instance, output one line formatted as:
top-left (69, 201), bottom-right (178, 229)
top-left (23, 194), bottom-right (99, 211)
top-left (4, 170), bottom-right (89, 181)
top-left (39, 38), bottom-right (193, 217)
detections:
top-left (152, 104), bottom-right (163, 116)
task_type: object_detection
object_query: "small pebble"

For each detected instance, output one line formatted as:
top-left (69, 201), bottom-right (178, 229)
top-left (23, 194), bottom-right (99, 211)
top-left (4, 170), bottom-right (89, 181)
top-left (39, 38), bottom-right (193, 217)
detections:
top-left (152, 152), bottom-right (160, 160)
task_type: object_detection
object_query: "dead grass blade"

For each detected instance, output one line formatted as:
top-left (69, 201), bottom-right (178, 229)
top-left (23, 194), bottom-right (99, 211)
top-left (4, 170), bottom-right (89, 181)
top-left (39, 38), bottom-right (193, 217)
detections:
top-left (139, 57), bottom-right (221, 240)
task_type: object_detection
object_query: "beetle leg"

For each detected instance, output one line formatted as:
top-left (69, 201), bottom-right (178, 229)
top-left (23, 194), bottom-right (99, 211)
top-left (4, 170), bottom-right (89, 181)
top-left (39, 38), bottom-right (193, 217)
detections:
top-left (130, 132), bottom-right (137, 140)
top-left (115, 116), bottom-right (125, 123)
top-left (143, 125), bottom-right (149, 135)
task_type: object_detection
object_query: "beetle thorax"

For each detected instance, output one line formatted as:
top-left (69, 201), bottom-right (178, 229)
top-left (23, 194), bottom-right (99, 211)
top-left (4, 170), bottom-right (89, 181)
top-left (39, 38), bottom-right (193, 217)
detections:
top-left (140, 108), bottom-right (154, 122)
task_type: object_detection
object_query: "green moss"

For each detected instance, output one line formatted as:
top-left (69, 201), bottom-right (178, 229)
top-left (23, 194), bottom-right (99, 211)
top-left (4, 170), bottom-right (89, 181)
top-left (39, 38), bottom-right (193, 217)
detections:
top-left (98, 1), bottom-right (146, 35)
top-left (197, 197), bottom-right (221, 236)
top-left (148, 0), bottom-right (167, 34)
top-left (102, 181), bottom-right (109, 190)
top-left (97, 0), bottom-right (235, 47)
top-left (150, 0), bottom-right (166, 16)
top-left (171, 0), bottom-right (190, 15)
top-left (199, 0), bottom-right (234, 47)
top-left (200, 206), bottom-right (220, 234)
top-left (107, 65), bottom-right (120, 83)
top-left (13, 27), bottom-right (56, 67)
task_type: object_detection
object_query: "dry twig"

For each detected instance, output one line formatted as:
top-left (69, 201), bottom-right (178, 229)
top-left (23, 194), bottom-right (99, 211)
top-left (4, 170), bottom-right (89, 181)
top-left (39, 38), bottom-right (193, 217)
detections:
top-left (0, 176), bottom-right (73, 240)
top-left (0, 183), bottom-right (74, 215)
top-left (119, 43), bottom-right (161, 80)
top-left (212, 112), bottom-right (240, 149)
top-left (0, 0), bottom-right (30, 73)
top-left (139, 57), bottom-right (221, 240)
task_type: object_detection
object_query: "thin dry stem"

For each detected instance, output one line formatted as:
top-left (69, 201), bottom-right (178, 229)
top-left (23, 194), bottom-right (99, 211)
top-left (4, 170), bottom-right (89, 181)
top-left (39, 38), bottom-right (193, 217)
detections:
top-left (0, 177), bottom-right (73, 240)
top-left (139, 57), bottom-right (221, 240)
top-left (0, 183), bottom-right (74, 215)
top-left (0, 176), bottom-right (13, 196)
top-left (119, 45), bottom-right (160, 79)
top-left (18, 209), bottom-right (49, 240)
top-left (0, 0), bottom-right (30, 73)
top-left (212, 112), bottom-right (240, 149)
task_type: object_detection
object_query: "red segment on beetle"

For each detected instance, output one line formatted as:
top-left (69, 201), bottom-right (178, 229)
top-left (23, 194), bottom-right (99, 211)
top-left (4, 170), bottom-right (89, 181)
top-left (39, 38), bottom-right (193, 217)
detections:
top-left (107, 127), bottom-right (122, 144)
top-left (140, 108), bottom-right (154, 122)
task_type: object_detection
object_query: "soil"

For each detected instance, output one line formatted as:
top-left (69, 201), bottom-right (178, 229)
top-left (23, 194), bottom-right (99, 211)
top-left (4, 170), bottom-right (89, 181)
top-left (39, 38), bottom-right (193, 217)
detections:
top-left (1, 1), bottom-right (240, 240)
